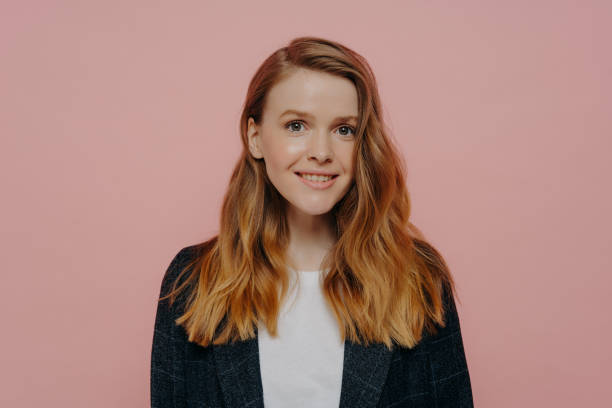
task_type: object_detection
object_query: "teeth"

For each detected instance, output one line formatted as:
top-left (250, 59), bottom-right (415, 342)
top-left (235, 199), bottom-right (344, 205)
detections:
top-left (299, 173), bottom-right (334, 182)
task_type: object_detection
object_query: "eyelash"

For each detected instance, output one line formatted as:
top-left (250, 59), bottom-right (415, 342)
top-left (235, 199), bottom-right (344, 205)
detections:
top-left (285, 120), bottom-right (355, 137)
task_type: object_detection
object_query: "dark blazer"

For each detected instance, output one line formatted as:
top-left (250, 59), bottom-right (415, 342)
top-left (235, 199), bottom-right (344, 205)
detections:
top-left (151, 245), bottom-right (474, 407)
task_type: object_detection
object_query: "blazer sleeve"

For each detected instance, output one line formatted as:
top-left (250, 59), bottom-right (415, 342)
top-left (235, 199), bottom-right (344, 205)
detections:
top-left (150, 248), bottom-right (192, 408)
top-left (425, 283), bottom-right (474, 407)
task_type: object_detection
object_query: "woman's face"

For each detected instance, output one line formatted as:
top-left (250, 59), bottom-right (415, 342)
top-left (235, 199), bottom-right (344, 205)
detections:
top-left (247, 68), bottom-right (358, 216)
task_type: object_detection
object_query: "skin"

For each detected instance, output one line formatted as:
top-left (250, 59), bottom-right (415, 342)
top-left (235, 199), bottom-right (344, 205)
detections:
top-left (247, 68), bottom-right (358, 271)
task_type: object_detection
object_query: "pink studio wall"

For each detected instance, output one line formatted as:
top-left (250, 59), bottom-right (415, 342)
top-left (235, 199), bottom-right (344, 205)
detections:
top-left (1, 1), bottom-right (610, 407)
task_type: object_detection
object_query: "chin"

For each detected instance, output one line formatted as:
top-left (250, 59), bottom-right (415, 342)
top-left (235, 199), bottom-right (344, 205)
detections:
top-left (290, 202), bottom-right (335, 217)
top-left (309, 208), bottom-right (334, 216)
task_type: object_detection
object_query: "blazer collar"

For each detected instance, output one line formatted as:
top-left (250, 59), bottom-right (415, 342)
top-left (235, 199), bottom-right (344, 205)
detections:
top-left (212, 326), bottom-right (394, 408)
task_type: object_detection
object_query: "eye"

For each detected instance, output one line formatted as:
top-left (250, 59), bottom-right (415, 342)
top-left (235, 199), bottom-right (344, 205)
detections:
top-left (337, 125), bottom-right (355, 137)
top-left (286, 120), bottom-right (306, 133)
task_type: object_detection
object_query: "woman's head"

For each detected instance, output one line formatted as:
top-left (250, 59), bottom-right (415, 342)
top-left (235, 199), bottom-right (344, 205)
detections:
top-left (238, 36), bottom-right (395, 230)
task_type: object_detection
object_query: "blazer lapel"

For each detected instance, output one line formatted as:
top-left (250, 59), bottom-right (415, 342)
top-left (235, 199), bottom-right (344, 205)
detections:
top-left (212, 327), bottom-right (393, 408)
top-left (213, 326), bottom-right (265, 408)
top-left (339, 338), bottom-right (394, 408)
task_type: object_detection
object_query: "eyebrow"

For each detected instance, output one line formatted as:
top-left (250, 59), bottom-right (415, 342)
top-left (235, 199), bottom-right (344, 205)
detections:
top-left (280, 109), bottom-right (358, 123)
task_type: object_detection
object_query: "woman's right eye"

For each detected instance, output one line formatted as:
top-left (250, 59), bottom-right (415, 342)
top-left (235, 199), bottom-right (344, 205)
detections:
top-left (286, 121), bottom-right (305, 132)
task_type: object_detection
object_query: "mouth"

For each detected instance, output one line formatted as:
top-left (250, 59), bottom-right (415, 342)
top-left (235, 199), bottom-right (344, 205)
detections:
top-left (294, 172), bottom-right (339, 190)
top-left (294, 172), bottom-right (339, 181)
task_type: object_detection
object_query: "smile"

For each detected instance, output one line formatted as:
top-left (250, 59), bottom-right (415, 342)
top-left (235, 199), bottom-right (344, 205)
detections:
top-left (295, 172), bottom-right (338, 190)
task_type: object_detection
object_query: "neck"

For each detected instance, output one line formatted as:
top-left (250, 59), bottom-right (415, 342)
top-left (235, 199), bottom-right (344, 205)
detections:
top-left (285, 205), bottom-right (336, 271)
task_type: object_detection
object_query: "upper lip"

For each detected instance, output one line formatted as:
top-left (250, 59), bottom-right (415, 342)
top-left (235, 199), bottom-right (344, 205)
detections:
top-left (295, 170), bottom-right (338, 176)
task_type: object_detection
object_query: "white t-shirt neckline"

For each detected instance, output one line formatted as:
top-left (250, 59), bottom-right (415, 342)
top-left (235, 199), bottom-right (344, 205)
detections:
top-left (258, 267), bottom-right (344, 407)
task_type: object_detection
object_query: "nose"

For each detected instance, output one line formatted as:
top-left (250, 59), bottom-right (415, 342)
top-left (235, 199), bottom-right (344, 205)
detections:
top-left (307, 129), bottom-right (333, 163)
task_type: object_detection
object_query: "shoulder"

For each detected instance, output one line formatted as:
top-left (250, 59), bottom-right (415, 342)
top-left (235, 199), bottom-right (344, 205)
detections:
top-left (158, 241), bottom-right (211, 309)
top-left (168, 244), bottom-right (204, 272)
top-left (423, 282), bottom-right (462, 344)
top-left (162, 244), bottom-right (202, 283)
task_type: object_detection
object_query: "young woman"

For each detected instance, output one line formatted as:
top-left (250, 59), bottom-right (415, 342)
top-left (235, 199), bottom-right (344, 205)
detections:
top-left (151, 36), bottom-right (474, 408)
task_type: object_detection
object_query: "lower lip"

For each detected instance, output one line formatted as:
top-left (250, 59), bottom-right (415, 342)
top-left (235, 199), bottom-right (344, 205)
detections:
top-left (295, 173), bottom-right (338, 190)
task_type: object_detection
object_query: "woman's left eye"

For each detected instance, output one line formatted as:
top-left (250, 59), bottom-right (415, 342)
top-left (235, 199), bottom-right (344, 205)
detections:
top-left (337, 126), bottom-right (355, 136)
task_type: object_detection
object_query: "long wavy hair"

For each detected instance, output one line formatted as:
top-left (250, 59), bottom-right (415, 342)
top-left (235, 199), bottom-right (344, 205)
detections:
top-left (160, 36), bottom-right (458, 350)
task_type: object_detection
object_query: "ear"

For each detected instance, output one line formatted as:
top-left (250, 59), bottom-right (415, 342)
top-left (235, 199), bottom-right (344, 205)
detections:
top-left (247, 117), bottom-right (263, 159)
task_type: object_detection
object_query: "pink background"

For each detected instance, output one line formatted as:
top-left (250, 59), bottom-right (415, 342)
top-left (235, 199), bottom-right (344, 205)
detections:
top-left (1, 1), bottom-right (610, 406)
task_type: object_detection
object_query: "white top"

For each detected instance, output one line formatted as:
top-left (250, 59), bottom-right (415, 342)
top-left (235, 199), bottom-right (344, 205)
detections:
top-left (258, 268), bottom-right (345, 407)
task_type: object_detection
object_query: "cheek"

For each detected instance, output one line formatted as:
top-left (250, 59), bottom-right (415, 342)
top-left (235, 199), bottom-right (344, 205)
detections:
top-left (261, 139), bottom-right (296, 176)
top-left (341, 144), bottom-right (356, 176)
top-left (263, 135), bottom-right (305, 166)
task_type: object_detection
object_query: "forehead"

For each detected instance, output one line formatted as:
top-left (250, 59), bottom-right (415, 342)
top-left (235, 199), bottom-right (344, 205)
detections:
top-left (263, 68), bottom-right (359, 119)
